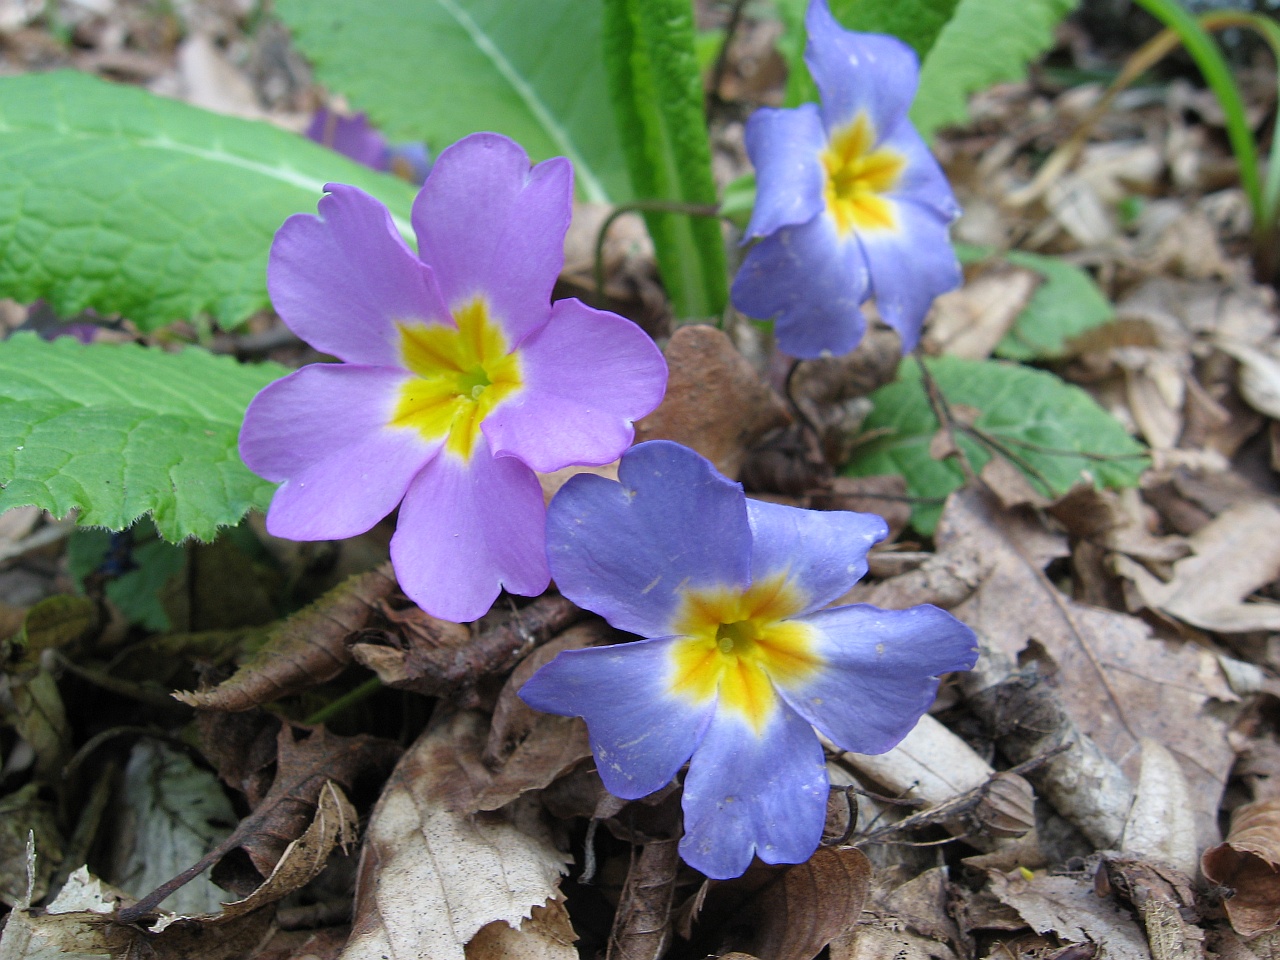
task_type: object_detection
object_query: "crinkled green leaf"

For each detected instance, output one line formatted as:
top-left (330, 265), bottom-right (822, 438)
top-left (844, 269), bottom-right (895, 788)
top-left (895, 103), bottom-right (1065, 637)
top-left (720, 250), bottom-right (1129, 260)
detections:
top-left (844, 356), bottom-right (1148, 533)
top-left (0, 334), bottom-right (286, 542)
top-left (0, 71), bottom-right (417, 331)
top-left (995, 251), bottom-right (1115, 360)
top-left (275, 0), bottom-right (630, 204)
top-left (603, 0), bottom-right (728, 320)
top-left (779, 0), bottom-right (963, 107)
top-left (911, 0), bottom-right (1079, 136)
top-left (111, 740), bottom-right (236, 916)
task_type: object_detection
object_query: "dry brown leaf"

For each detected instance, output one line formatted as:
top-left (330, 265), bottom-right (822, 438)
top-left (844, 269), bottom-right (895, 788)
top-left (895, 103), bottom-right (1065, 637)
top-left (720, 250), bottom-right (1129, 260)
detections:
top-left (351, 593), bottom-right (583, 702)
top-left (342, 711), bottom-right (569, 960)
top-left (923, 264), bottom-right (1041, 360)
top-left (1102, 857), bottom-right (1203, 960)
top-left (118, 723), bottom-right (398, 922)
top-left (890, 489), bottom-right (1236, 848)
top-left (732, 847), bottom-right (873, 960)
top-left (608, 838), bottom-right (680, 960)
top-left (1120, 739), bottom-right (1197, 875)
top-left (175, 563), bottom-right (397, 711)
top-left (466, 898), bottom-right (578, 960)
top-left (470, 622), bottom-right (603, 812)
top-left (633, 325), bottom-right (790, 480)
top-left (1202, 798), bottom-right (1280, 937)
top-left (830, 921), bottom-right (957, 960)
top-left (986, 870), bottom-right (1150, 960)
top-left (1115, 499), bottom-right (1280, 632)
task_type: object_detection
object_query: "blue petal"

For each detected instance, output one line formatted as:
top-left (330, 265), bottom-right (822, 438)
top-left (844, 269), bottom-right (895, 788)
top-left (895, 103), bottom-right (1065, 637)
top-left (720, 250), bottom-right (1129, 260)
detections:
top-left (878, 120), bottom-right (961, 221)
top-left (745, 499), bottom-right (887, 615)
top-left (780, 604), bottom-right (978, 755)
top-left (731, 214), bottom-right (869, 360)
top-left (680, 702), bottom-right (828, 879)
top-left (805, 0), bottom-right (919, 138)
top-left (519, 635), bottom-right (712, 800)
top-left (743, 105), bottom-right (828, 239)
top-left (547, 441), bottom-right (752, 638)
top-left (858, 199), bottom-right (961, 352)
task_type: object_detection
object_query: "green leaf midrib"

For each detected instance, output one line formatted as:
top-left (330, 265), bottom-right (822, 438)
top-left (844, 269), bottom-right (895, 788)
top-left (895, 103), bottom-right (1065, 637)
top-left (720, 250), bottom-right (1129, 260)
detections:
top-left (432, 0), bottom-right (608, 203)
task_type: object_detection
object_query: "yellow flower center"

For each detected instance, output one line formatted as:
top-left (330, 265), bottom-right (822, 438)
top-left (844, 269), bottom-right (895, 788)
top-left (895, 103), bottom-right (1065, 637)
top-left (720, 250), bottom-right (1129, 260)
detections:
top-left (667, 573), bottom-right (823, 733)
top-left (390, 297), bottom-right (522, 460)
top-left (821, 112), bottom-right (906, 236)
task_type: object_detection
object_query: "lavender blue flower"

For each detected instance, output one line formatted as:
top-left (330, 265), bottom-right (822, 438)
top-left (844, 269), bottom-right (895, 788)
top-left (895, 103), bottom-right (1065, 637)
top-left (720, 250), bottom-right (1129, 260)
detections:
top-left (731, 0), bottom-right (961, 359)
top-left (305, 108), bottom-right (433, 184)
top-left (519, 441), bottom-right (978, 879)
top-left (239, 133), bottom-right (668, 623)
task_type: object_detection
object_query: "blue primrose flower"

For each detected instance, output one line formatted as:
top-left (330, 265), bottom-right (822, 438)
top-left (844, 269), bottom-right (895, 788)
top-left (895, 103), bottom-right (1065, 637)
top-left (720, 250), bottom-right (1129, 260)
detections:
top-left (731, 0), bottom-right (962, 359)
top-left (519, 441), bottom-right (978, 879)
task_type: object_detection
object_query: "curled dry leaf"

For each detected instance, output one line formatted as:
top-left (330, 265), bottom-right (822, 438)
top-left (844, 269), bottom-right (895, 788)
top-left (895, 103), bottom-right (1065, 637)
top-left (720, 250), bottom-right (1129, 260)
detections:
top-left (728, 847), bottom-right (873, 960)
top-left (1202, 798), bottom-right (1280, 937)
top-left (633, 325), bottom-right (790, 480)
top-left (342, 711), bottom-right (569, 960)
top-left (1114, 499), bottom-right (1280, 633)
top-left (175, 562), bottom-right (397, 711)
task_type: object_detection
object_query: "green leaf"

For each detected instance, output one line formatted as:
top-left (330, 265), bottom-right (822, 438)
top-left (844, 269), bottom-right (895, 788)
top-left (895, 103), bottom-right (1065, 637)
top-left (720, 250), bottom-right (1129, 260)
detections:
top-left (995, 251), bottom-right (1115, 360)
top-left (603, 0), bottom-right (728, 320)
top-left (778, 0), bottom-right (963, 107)
top-left (0, 71), bottom-right (418, 332)
top-left (274, 0), bottom-right (630, 204)
top-left (0, 334), bottom-right (287, 542)
top-left (911, 0), bottom-right (1079, 137)
top-left (67, 525), bottom-right (187, 632)
top-left (844, 356), bottom-right (1148, 533)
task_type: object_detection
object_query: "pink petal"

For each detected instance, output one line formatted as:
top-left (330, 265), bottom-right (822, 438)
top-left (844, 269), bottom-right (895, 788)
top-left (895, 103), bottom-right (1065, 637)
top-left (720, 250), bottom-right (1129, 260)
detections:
top-left (391, 447), bottom-right (550, 622)
top-left (411, 133), bottom-right (572, 345)
top-left (483, 299), bottom-right (667, 473)
top-left (268, 184), bottom-right (451, 366)
top-left (239, 364), bottom-right (441, 540)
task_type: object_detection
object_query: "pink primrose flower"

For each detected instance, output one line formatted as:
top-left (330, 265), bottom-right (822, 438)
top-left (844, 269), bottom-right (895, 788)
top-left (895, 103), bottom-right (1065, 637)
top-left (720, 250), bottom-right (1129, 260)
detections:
top-left (239, 133), bottom-right (668, 622)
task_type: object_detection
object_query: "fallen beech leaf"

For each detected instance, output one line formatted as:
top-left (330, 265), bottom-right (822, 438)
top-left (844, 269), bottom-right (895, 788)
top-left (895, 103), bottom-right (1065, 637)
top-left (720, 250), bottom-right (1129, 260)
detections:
top-left (466, 898), bottom-right (578, 959)
top-left (634, 325), bottom-right (790, 480)
top-left (609, 839), bottom-right (680, 960)
top-left (894, 489), bottom-right (1236, 848)
top-left (987, 870), bottom-right (1149, 960)
top-left (342, 711), bottom-right (568, 960)
top-left (732, 847), bottom-right (873, 960)
top-left (1202, 798), bottom-right (1280, 937)
top-left (1114, 499), bottom-right (1280, 632)
top-left (175, 562), bottom-right (397, 711)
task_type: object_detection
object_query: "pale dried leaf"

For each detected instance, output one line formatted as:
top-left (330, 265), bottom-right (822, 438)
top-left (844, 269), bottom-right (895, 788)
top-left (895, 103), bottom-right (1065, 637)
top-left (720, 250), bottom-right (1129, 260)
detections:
top-left (840, 715), bottom-right (992, 805)
top-left (987, 871), bottom-right (1150, 959)
top-left (924, 265), bottom-right (1040, 360)
top-left (1216, 339), bottom-right (1280, 421)
top-left (1121, 739), bottom-right (1198, 875)
top-left (1115, 499), bottom-right (1280, 632)
top-left (342, 711), bottom-right (568, 960)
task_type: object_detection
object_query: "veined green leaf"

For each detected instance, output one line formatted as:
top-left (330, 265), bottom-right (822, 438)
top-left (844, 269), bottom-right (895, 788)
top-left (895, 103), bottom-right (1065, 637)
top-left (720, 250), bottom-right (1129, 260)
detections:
top-left (845, 356), bottom-right (1148, 533)
top-left (995, 251), bottom-right (1114, 360)
top-left (0, 334), bottom-right (286, 542)
top-left (911, 0), bottom-right (1079, 137)
top-left (0, 71), bottom-right (418, 331)
top-left (274, 0), bottom-right (630, 204)
top-left (603, 0), bottom-right (728, 320)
